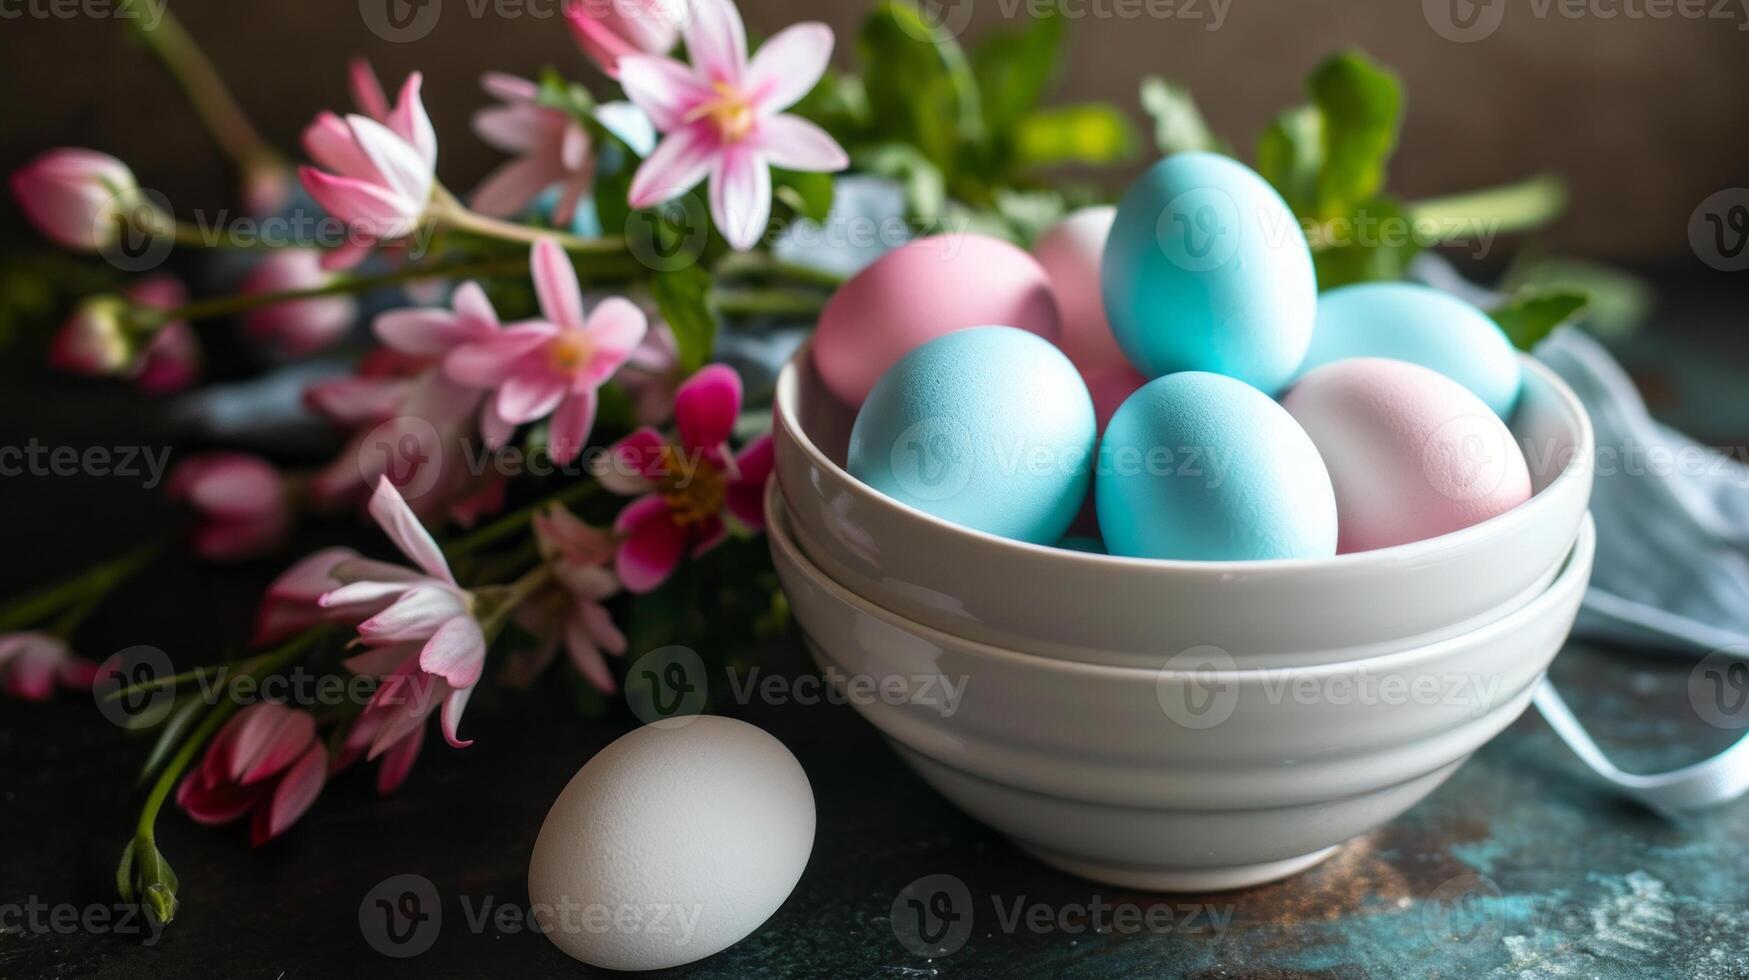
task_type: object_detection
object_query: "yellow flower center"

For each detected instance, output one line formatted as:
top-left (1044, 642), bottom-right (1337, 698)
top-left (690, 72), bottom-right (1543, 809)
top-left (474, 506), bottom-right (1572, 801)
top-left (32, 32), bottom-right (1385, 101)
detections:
top-left (547, 331), bottom-right (593, 373)
top-left (685, 82), bottom-right (757, 144)
top-left (657, 445), bottom-right (727, 527)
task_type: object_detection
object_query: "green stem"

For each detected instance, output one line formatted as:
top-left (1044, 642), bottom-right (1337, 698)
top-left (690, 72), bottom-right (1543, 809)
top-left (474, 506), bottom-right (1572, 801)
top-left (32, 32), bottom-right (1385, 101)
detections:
top-left (714, 251), bottom-right (848, 290)
top-left (103, 655), bottom-right (264, 704)
top-left (124, 2), bottom-right (282, 177)
top-left (478, 564), bottom-right (557, 638)
top-left (710, 287), bottom-right (828, 318)
top-left (133, 257), bottom-right (528, 328)
top-left (428, 186), bottom-right (632, 259)
top-left (131, 630), bottom-right (325, 840)
top-left (0, 543), bottom-right (159, 633)
top-left (445, 480), bottom-right (598, 560)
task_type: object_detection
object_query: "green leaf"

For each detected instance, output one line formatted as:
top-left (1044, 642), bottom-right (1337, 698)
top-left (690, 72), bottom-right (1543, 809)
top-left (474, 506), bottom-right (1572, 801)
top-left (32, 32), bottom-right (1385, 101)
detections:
top-left (854, 143), bottom-right (948, 225)
top-left (773, 170), bottom-right (836, 224)
top-left (971, 9), bottom-right (1064, 135)
top-left (1490, 289), bottom-right (1588, 350)
top-left (1308, 50), bottom-right (1403, 220)
top-left (1014, 104), bottom-right (1139, 169)
top-left (1503, 257), bottom-right (1650, 338)
top-left (652, 265), bottom-right (717, 372)
top-left (1310, 196), bottom-right (1423, 290)
top-left (1255, 106), bottom-right (1323, 217)
top-left (1138, 77), bottom-right (1223, 155)
top-left (1408, 174), bottom-right (1567, 244)
top-left (858, 2), bottom-right (980, 171)
top-left (534, 67), bottom-right (595, 122)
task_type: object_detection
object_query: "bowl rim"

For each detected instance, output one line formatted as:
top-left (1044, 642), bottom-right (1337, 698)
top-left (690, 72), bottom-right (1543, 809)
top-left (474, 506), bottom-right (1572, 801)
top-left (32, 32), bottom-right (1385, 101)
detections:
top-left (768, 477), bottom-right (1595, 682)
top-left (775, 341), bottom-right (1594, 574)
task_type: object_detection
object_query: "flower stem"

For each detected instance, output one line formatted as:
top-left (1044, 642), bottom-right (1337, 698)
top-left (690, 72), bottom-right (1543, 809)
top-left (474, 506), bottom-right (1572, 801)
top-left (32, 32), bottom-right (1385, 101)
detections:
top-left (427, 185), bottom-right (633, 260)
top-left (445, 480), bottom-right (597, 560)
top-left (123, 1), bottom-right (284, 181)
top-left (710, 287), bottom-right (828, 318)
top-left (0, 542), bottom-right (159, 633)
top-left (133, 257), bottom-right (528, 327)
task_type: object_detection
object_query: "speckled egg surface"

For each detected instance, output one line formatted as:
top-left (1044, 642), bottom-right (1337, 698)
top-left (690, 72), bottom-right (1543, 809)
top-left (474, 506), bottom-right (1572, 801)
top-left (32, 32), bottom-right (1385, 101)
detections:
top-left (1283, 358), bottom-right (1533, 554)
top-left (527, 717), bottom-right (815, 972)
top-left (848, 326), bottom-right (1096, 545)
top-left (1297, 282), bottom-right (1523, 418)
top-left (1096, 371), bottom-right (1337, 561)
top-left (811, 234), bottom-right (1061, 407)
top-left (1100, 152), bottom-right (1317, 394)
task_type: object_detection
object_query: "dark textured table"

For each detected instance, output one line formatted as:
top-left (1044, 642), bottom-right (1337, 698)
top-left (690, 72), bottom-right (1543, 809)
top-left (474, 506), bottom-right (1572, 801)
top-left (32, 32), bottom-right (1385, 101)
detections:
top-left (3, 262), bottom-right (1748, 979)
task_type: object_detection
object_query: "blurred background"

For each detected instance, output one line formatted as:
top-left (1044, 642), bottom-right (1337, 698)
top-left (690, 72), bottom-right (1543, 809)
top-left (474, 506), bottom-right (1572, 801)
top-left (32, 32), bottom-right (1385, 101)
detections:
top-left (3, 0), bottom-right (1747, 259)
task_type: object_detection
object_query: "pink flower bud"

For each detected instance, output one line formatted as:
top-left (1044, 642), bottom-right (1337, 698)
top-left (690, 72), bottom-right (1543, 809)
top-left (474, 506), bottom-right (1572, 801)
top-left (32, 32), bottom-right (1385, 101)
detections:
top-left (566, 0), bottom-right (685, 77)
top-left (50, 296), bottom-right (134, 376)
top-left (166, 452), bottom-right (292, 562)
top-left (240, 250), bottom-right (358, 356)
top-left (126, 276), bottom-right (201, 394)
top-left (176, 702), bottom-right (328, 846)
top-left (10, 148), bottom-right (141, 252)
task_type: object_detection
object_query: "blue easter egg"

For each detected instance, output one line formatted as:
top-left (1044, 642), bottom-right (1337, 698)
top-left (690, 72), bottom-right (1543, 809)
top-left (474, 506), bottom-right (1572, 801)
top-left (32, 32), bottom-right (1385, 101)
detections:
top-left (1096, 372), bottom-right (1337, 561)
top-left (1296, 282), bottom-right (1522, 417)
top-left (1101, 152), bottom-right (1317, 394)
top-left (848, 327), bottom-right (1096, 544)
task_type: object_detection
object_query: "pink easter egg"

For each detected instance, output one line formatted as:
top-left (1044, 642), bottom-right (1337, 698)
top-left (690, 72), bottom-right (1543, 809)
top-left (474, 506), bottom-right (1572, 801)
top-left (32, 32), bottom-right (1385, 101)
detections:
top-left (1032, 206), bottom-right (1131, 376)
top-left (811, 234), bottom-right (1061, 407)
top-left (1282, 358), bottom-right (1532, 554)
top-left (1083, 363), bottom-right (1147, 433)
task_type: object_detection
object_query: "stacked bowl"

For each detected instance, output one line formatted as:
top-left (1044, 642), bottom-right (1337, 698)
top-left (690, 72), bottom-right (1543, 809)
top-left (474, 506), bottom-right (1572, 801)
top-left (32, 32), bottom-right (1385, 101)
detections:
top-left (768, 343), bottom-right (1596, 890)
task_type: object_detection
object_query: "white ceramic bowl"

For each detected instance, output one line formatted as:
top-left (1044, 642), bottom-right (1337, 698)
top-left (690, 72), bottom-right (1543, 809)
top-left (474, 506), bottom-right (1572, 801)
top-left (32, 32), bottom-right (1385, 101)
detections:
top-left (774, 345), bottom-right (1593, 668)
top-left (769, 482), bottom-right (1595, 890)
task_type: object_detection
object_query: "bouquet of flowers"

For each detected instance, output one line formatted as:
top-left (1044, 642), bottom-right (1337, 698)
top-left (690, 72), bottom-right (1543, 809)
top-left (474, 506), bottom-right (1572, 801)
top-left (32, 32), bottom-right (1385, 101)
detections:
top-left (2, 0), bottom-right (1578, 929)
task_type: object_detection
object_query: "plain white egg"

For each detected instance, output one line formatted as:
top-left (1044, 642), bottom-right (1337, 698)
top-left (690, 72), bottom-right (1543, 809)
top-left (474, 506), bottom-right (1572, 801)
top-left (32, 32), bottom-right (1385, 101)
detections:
top-left (527, 716), bottom-right (815, 971)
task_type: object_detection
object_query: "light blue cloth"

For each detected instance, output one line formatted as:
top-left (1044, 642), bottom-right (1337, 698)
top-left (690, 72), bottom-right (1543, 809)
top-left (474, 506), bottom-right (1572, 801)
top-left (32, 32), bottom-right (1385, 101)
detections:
top-left (1534, 327), bottom-right (1749, 654)
top-left (1415, 253), bottom-right (1749, 654)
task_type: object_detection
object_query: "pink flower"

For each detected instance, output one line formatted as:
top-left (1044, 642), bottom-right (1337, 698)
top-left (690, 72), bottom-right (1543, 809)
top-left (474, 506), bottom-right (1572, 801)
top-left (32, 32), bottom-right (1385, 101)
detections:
top-left (0, 632), bottom-right (99, 701)
top-left (320, 478), bottom-right (484, 749)
top-left (10, 148), bottom-right (141, 252)
top-left (303, 347), bottom-right (426, 428)
top-left (567, 0), bottom-right (685, 78)
top-left (50, 276), bottom-right (200, 390)
top-left (521, 504), bottom-right (626, 692)
top-left (605, 364), bottom-right (773, 592)
top-left (445, 239), bottom-right (647, 462)
top-left (375, 280), bottom-right (518, 445)
top-left (176, 703), bottom-right (327, 845)
top-left (239, 250), bottom-right (359, 356)
top-left (336, 690), bottom-right (427, 795)
top-left (470, 73), bottom-right (595, 227)
top-left (166, 453), bottom-right (291, 562)
top-left (252, 546), bottom-right (366, 646)
top-left (619, 0), bottom-right (847, 249)
top-left (299, 71), bottom-right (437, 271)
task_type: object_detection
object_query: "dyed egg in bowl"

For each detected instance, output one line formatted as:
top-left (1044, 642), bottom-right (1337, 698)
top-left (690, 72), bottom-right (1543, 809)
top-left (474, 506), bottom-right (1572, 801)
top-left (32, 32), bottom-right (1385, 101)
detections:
top-left (772, 341), bottom-right (1593, 669)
